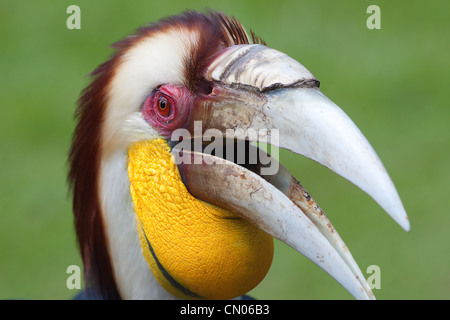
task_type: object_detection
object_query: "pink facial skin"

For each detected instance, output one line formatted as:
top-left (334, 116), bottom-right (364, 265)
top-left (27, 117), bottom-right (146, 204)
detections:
top-left (142, 85), bottom-right (193, 139)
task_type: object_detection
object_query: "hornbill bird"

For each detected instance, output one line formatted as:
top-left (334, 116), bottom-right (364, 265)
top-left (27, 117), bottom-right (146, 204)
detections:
top-left (69, 11), bottom-right (409, 300)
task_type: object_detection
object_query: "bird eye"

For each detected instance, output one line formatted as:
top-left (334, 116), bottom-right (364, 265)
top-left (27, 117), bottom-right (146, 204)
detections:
top-left (157, 96), bottom-right (170, 117)
top-left (141, 85), bottom-right (192, 139)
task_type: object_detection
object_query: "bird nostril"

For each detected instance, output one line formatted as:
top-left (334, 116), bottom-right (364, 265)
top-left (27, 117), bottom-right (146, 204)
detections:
top-left (198, 83), bottom-right (213, 96)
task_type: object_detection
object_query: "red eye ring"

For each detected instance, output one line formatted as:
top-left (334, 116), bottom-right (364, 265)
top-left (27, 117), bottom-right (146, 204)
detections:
top-left (157, 95), bottom-right (171, 117)
top-left (142, 85), bottom-right (192, 139)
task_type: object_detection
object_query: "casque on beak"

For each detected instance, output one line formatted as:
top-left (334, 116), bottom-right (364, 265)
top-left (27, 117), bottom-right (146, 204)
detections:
top-left (173, 44), bottom-right (409, 300)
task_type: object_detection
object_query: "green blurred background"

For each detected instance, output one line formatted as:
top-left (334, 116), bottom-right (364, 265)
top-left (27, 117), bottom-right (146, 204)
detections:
top-left (1, 0), bottom-right (449, 300)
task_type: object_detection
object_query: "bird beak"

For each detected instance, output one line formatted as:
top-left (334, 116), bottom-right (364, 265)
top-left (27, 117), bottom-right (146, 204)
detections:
top-left (173, 44), bottom-right (409, 300)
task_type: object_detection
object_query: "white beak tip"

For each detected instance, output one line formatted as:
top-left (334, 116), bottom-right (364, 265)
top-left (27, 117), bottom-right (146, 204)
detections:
top-left (398, 216), bottom-right (410, 232)
top-left (382, 196), bottom-right (410, 232)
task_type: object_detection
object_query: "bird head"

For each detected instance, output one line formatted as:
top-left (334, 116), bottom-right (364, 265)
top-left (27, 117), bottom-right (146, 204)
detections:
top-left (69, 11), bottom-right (409, 300)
